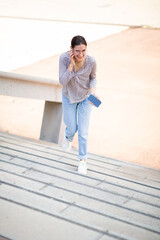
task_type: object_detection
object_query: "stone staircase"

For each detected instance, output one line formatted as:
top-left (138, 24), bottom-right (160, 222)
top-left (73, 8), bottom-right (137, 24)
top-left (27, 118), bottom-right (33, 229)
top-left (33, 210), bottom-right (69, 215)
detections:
top-left (0, 131), bottom-right (160, 240)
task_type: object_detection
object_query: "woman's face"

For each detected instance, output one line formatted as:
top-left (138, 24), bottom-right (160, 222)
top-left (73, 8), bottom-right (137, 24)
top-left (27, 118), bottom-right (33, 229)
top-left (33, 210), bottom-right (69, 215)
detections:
top-left (72, 44), bottom-right (87, 63)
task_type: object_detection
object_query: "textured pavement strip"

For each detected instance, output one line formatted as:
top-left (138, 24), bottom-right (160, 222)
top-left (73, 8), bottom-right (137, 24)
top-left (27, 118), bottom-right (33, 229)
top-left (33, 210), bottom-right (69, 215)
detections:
top-left (0, 182), bottom-right (159, 238)
top-left (0, 132), bottom-right (155, 170)
top-left (1, 136), bottom-right (160, 189)
top-left (0, 139), bottom-right (123, 174)
top-left (0, 132), bottom-right (154, 174)
top-left (1, 147), bottom-right (160, 209)
top-left (2, 146), bottom-right (159, 195)
top-left (0, 132), bottom-right (160, 183)
top-left (0, 140), bottom-right (160, 200)
top-left (12, 173), bottom-right (160, 219)
top-left (1, 162), bottom-right (160, 222)
top-left (0, 133), bottom-right (160, 239)
top-left (1, 171), bottom-right (159, 233)
top-left (0, 181), bottom-right (159, 239)
top-left (0, 199), bottom-right (103, 240)
top-left (0, 177), bottom-right (159, 230)
top-left (1, 153), bottom-right (160, 210)
top-left (0, 140), bottom-right (160, 207)
top-left (0, 196), bottom-right (159, 240)
top-left (0, 158), bottom-right (157, 215)
top-left (0, 141), bottom-right (155, 187)
top-left (1, 133), bottom-right (160, 184)
top-left (0, 179), bottom-right (160, 239)
top-left (0, 133), bottom-right (132, 170)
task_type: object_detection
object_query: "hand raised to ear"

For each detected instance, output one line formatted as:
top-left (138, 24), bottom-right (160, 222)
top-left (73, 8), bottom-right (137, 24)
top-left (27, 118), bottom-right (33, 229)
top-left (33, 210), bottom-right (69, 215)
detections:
top-left (68, 49), bottom-right (76, 66)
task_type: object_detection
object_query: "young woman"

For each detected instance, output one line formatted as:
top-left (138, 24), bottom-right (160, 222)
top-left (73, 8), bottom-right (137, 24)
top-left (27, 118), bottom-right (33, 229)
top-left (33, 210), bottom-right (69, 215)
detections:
top-left (59, 35), bottom-right (97, 174)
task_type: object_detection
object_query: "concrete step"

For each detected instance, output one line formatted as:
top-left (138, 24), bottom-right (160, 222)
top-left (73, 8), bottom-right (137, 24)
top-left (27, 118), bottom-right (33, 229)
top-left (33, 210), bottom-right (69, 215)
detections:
top-left (0, 131), bottom-right (160, 240)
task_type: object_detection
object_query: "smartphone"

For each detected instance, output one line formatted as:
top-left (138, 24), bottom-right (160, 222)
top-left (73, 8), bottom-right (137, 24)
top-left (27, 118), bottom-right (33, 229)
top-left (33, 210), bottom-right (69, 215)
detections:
top-left (88, 94), bottom-right (102, 107)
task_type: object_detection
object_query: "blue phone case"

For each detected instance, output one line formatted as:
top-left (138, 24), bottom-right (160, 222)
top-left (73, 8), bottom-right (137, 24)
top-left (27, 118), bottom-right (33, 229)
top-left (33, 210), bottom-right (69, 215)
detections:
top-left (88, 94), bottom-right (101, 107)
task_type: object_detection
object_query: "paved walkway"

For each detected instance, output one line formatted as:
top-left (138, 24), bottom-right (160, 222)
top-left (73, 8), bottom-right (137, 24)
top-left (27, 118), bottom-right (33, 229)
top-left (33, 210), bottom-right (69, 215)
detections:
top-left (0, 0), bottom-right (160, 71)
top-left (0, 131), bottom-right (160, 240)
top-left (0, 0), bottom-right (160, 27)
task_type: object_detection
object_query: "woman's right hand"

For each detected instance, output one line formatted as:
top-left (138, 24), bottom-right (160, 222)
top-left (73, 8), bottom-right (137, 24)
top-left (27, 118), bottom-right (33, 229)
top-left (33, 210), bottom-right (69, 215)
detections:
top-left (68, 49), bottom-right (75, 72)
top-left (68, 49), bottom-right (75, 66)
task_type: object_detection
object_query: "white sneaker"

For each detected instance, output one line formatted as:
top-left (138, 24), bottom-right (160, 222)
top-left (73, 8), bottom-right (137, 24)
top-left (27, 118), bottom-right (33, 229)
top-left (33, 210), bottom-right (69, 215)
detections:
top-left (62, 137), bottom-right (72, 152)
top-left (78, 161), bottom-right (87, 175)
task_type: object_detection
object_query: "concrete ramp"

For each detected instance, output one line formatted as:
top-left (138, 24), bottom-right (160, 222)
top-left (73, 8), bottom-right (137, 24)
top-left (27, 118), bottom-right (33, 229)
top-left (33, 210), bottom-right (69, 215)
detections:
top-left (0, 131), bottom-right (160, 240)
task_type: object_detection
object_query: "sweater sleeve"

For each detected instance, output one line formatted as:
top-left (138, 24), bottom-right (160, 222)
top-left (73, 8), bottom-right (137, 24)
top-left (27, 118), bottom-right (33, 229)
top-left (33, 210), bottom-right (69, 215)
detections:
top-left (89, 60), bottom-right (97, 88)
top-left (59, 54), bottom-right (76, 87)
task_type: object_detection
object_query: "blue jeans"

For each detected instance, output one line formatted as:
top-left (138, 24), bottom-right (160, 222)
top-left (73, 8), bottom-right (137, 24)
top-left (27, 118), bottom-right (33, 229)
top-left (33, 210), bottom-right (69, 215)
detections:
top-left (62, 94), bottom-right (92, 160)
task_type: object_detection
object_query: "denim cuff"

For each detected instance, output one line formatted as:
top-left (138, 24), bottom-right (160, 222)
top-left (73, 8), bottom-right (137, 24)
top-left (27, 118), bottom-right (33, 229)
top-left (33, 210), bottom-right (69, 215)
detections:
top-left (78, 154), bottom-right (88, 160)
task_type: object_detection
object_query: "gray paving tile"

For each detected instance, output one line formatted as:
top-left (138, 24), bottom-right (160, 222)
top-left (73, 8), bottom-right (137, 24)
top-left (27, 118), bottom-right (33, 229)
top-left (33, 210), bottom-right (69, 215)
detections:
top-left (75, 197), bottom-right (160, 232)
top-left (0, 153), bottom-right (12, 161)
top-left (61, 205), bottom-right (160, 240)
top-left (0, 171), bottom-right (44, 190)
top-left (98, 181), bottom-right (160, 206)
top-left (0, 199), bottom-right (101, 240)
top-left (0, 184), bottom-right (69, 213)
top-left (0, 160), bottom-right (27, 174)
top-left (122, 198), bottom-right (160, 218)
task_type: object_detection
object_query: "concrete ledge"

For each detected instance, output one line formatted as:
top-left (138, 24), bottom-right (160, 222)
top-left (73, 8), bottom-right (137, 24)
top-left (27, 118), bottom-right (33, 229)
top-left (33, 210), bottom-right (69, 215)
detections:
top-left (0, 71), bottom-right (62, 102)
top-left (0, 71), bottom-right (64, 143)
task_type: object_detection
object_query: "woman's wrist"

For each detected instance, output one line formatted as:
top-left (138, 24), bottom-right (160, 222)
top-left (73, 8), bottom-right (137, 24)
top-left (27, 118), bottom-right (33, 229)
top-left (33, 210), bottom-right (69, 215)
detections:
top-left (68, 63), bottom-right (74, 73)
top-left (90, 87), bottom-right (96, 94)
